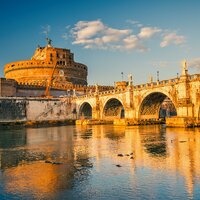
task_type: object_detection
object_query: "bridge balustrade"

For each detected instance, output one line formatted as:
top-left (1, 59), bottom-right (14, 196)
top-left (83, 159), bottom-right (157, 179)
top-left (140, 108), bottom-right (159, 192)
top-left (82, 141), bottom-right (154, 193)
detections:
top-left (75, 73), bottom-right (200, 101)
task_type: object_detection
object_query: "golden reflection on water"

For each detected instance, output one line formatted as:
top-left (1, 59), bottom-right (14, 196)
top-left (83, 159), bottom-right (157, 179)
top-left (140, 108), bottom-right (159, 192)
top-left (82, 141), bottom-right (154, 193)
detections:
top-left (5, 163), bottom-right (65, 194)
top-left (1, 125), bottom-right (200, 199)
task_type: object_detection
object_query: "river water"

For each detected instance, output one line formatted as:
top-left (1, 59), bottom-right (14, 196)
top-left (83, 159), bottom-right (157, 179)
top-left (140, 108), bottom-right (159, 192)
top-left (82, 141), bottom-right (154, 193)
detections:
top-left (0, 125), bottom-right (200, 200)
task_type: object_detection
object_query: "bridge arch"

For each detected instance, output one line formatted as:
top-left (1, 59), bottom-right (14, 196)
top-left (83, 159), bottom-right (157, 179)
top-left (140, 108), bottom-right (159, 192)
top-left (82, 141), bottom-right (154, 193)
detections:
top-left (78, 102), bottom-right (93, 119)
top-left (138, 91), bottom-right (177, 120)
top-left (102, 98), bottom-right (125, 119)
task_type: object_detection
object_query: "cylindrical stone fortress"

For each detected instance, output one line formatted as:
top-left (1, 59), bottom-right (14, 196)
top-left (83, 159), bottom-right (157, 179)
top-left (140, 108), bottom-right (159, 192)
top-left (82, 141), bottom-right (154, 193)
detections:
top-left (4, 39), bottom-right (88, 86)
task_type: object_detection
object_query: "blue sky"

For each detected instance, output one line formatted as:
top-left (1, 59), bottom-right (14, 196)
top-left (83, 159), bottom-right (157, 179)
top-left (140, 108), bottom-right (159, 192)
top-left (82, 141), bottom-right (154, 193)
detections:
top-left (0, 0), bottom-right (200, 85)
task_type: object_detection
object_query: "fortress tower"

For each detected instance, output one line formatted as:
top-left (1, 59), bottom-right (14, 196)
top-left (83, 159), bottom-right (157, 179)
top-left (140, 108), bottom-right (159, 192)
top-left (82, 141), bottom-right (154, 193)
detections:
top-left (4, 38), bottom-right (88, 87)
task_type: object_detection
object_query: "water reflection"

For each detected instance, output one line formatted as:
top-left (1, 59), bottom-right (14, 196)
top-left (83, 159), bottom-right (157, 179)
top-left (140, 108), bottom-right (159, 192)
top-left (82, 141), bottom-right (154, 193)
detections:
top-left (0, 128), bottom-right (26, 148)
top-left (0, 125), bottom-right (200, 199)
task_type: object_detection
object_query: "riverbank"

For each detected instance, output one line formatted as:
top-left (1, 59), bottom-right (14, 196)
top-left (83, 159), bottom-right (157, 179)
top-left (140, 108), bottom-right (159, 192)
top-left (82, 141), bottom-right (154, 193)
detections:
top-left (75, 118), bottom-right (200, 128)
top-left (0, 119), bottom-right (75, 129)
top-left (1, 118), bottom-right (200, 128)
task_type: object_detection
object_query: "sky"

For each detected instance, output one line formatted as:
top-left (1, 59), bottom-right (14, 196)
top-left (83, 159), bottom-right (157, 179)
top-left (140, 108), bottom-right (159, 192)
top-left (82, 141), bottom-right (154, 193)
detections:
top-left (0, 0), bottom-right (200, 86)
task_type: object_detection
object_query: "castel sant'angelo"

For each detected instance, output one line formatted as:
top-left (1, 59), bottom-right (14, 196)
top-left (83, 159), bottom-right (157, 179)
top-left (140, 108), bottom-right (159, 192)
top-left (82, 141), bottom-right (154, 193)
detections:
top-left (4, 38), bottom-right (88, 86)
top-left (1, 38), bottom-right (112, 97)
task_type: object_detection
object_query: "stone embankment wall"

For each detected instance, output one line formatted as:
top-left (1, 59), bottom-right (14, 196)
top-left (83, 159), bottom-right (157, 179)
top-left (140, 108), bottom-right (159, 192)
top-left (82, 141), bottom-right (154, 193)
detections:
top-left (0, 98), bottom-right (26, 121)
top-left (0, 97), bottom-right (75, 123)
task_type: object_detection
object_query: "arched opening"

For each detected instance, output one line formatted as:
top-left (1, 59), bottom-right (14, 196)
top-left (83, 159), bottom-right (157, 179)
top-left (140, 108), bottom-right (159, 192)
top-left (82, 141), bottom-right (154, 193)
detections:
top-left (159, 97), bottom-right (177, 118)
top-left (79, 102), bottom-right (92, 119)
top-left (139, 92), bottom-right (177, 121)
top-left (103, 98), bottom-right (125, 119)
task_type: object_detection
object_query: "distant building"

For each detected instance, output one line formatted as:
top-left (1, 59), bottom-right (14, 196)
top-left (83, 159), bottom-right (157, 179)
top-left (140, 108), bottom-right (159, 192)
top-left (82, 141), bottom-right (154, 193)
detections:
top-left (1, 38), bottom-right (90, 97)
top-left (0, 39), bottom-right (113, 97)
top-left (4, 38), bottom-right (88, 87)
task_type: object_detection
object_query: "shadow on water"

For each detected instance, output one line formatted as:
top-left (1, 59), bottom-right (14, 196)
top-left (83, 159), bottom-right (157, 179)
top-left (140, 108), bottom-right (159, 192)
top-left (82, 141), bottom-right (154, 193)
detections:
top-left (136, 125), bottom-right (167, 157)
top-left (0, 128), bottom-right (27, 149)
top-left (144, 142), bottom-right (167, 156)
top-left (0, 129), bottom-right (47, 169)
top-left (104, 129), bottom-right (125, 140)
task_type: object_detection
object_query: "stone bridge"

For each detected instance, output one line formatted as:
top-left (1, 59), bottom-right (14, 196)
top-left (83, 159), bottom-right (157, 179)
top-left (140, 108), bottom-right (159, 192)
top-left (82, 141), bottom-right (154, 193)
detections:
top-left (74, 68), bottom-right (200, 127)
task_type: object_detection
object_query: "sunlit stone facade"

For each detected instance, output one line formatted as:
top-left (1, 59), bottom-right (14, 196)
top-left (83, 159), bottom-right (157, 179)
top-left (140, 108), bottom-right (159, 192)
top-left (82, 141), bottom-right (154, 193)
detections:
top-left (4, 39), bottom-right (88, 86)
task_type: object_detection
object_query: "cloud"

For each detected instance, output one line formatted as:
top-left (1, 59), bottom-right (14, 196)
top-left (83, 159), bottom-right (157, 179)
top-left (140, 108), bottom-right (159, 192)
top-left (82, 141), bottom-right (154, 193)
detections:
top-left (160, 32), bottom-right (186, 47)
top-left (41, 25), bottom-right (51, 36)
top-left (138, 27), bottom-right (161, 39)
top-left (72, 20), bottom-right (105, 41)
top-left (126, 19), bottom-right (140, 25)
top-left (65, 25), bottom-right (71, 29)
top-left (137, 24), bottom-right (143, 28)
top-left (71, 19), bottom-right (146, 51)
top-left (123, 35), bottom-right (147, 52)
top-left (62, 33), bottom-right (68, 40)
top-left (189, 57), bottom-right (200, 69)
top-left (68, 19), bottom-right (187, 52)
top-left (151, 60), bottom-right (178, 68)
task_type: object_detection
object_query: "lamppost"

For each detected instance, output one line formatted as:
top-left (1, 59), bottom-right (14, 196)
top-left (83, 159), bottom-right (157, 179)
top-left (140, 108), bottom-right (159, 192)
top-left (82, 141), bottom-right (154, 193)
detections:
top-left (157, 71), bottom-right (159, 82)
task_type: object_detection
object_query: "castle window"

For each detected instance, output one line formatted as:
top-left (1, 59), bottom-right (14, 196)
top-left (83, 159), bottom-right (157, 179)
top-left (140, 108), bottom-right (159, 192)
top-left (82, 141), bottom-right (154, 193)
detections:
top-left (50, 53), bottom-right (53, 61)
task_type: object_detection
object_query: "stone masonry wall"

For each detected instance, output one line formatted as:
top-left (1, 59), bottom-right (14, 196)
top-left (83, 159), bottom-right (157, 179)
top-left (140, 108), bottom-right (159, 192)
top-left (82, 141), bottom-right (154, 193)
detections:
top-left (0, 97), bottom-right (74, 122)
top-left (0, 99), bottom-right (26, 121)
top-left (0, 78), bottom-right (16, 97)
top-left (26, 98), bottom-right (73, 121)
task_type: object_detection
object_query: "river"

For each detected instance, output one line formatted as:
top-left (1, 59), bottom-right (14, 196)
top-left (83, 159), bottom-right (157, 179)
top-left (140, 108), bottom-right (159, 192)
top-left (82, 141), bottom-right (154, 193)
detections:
top-left (0, 125), bottom-right (200, 200)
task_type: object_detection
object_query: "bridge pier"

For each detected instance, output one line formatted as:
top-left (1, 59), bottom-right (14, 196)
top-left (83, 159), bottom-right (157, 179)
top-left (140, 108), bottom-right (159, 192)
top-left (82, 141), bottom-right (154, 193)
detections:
top-left (92, 106), bottom-right (100, 119)
top-left (124, 108), bottom-right (135, 119)
top-left (166, 117), bottom-right (197, 127)
top-left (176, 101), bottom-right (194, 118)
top-left (166, 99), bottom-right (197, 127)
top-left (165, 70), bottom-right (199, 127)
